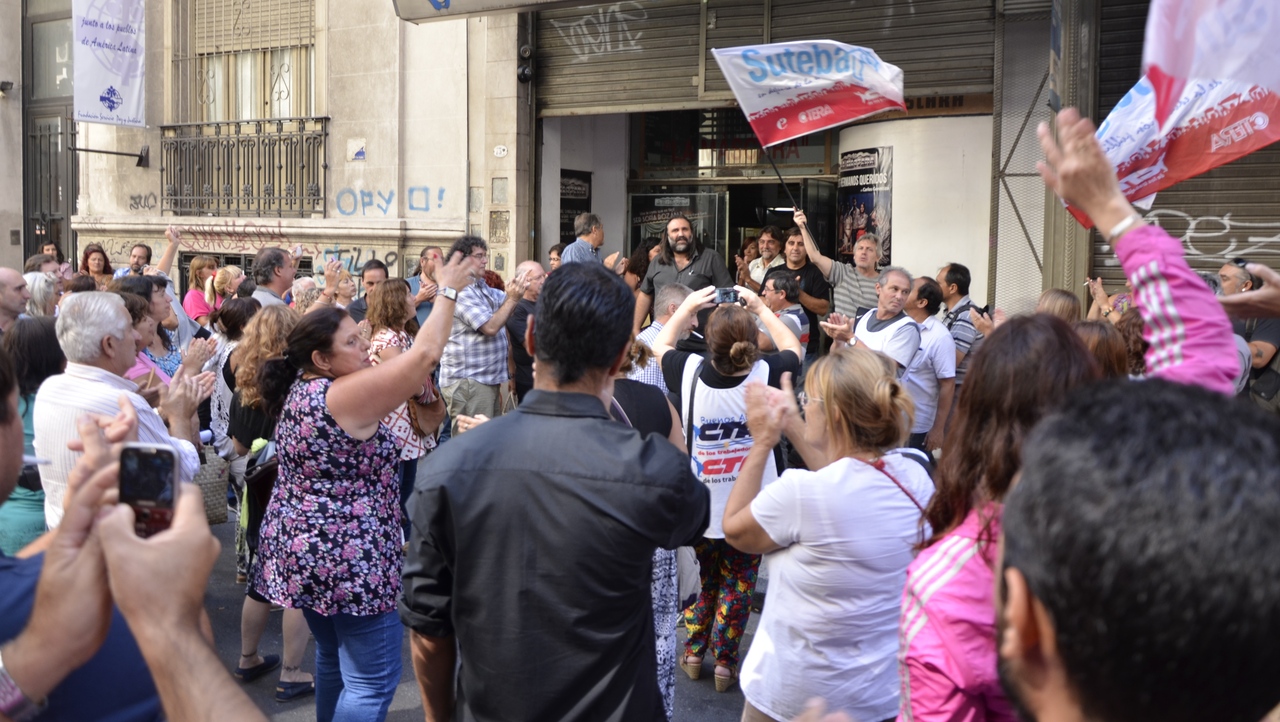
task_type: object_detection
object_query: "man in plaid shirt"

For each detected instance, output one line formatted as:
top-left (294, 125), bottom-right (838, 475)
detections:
top-left (439, 236), bottom-right (530, 436)
top-left (628, 283), bottom-right (694, 394)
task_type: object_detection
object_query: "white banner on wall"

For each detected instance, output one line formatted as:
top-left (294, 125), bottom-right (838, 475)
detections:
top-left (73, 0), bottom-right (146, 127)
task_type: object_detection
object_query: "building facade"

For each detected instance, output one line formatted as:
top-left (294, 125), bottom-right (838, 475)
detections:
top-left (5, 0), bottom-right (1279, 304)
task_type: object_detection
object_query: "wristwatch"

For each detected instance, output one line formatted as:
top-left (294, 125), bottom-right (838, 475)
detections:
top-left (0, 648), bottom-right (47, 722)
top-left (439, 287), bottom-right (458, 302)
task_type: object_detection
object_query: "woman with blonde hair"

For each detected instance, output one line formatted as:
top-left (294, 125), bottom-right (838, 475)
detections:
top-left (206, 265), bottom-right (245, 311)
top-left (365, 277), bottom-right (440, 534)
top-left (652, 284), bottom-right (802, 692)
top-left (1036, 287), bottom-right (1082, 324)
top-left (331, 268), bottom-right (357, 309)
top-left (182, 254), bottom-right (220, 326)
top-left (23, 272), bottom-right (59, 317)
top-left (722, 346), bottom-right (933, 722)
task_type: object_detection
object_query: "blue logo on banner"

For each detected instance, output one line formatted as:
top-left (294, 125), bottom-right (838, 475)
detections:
top-left (100, 86), bottom-right (123, 112)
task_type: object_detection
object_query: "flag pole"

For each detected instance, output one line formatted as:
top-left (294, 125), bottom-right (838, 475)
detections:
top-left (762, 143), bottom-right (809, 233)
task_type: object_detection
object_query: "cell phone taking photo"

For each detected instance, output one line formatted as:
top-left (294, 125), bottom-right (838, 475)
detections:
top-left (119, 443), bottom-right (178, 538)
top-left (714, 287), bottom-right (740, 305)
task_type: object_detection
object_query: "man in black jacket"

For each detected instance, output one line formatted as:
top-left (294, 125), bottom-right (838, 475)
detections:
top-left (401, 262), bottom-right (710, 722)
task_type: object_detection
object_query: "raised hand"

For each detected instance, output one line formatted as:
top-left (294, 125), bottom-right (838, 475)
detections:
top-left (433, 249), bottom-right (483, 292)
top-left (1220, 262), bottom-right (1280, 320)
top-left (1036, 108), bottom-right (1133, 231)
top-left (735, 284), bottom-right (765, 315)
top-left (98, 482), bottom-right (221, 647)
top-left (321, 259), bottom-right (343, 297)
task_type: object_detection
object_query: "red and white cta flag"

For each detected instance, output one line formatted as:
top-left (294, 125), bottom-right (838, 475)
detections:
top-left (1144, 0), bottom-right (1280, 127)
top-left (711, 41), bottom-right (905, 147)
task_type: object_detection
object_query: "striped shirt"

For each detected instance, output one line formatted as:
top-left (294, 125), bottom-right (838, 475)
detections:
top-left (942, 296), bottom-right (981, 387)
top-left (33, 363), bottom-right (201, 529)
top-left (439, 281), bottom-right (510, 388)
top-left (826, 260), bottom-right (879, 319)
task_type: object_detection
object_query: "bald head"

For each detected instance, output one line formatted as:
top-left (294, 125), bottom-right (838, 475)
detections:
top-left (0, 268), bottom-right (30, 328)
top-left (516, 260), bottom-right (547, 301)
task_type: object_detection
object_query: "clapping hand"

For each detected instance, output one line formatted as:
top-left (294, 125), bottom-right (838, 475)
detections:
top-left (415, 281), bottom-right (437, 306)
top-left (744, 380), bottom-right (789, 449)
top-left (159, 366), bottom-right (202, 422)
top-left (972, 308), bottom-right (1006, 337)
top-left (181, 337), bottom-right (216, 373)
top-left (820, 312), bottom-right (855, 344)
top-left (505, 270), bottom-right (531, 302)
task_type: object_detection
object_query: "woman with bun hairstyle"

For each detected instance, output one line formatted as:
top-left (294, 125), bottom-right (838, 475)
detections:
top-left (722, 346), bottom-right (934, 722)
top-left (651, 284), bottom-right (803, 693)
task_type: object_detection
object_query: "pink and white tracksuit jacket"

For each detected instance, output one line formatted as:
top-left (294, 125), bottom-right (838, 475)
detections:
top-left (895, 223), bottom-right (1239, 721)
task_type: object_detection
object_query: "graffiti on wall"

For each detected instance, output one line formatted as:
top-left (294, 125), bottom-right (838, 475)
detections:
top-left (1146, 209), bottom-right (1280, 262)
top-left (319, 245), bottom-right (401, 274)
top-left (127, 193), bottom-right (158, 212)
top-left (550, 2), bottom-right (647, 63)
top-left (334, 186), bottom-right (448, 217)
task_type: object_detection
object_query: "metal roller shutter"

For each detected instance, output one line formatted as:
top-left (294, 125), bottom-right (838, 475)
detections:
top-left (538, 0), bottom-right (995, 116)
top-left (768, 0), bottom-right (995, 96)
top-left (701, 0), bottom-right (768, 98)
top-left (1090, 0), bottom-right (1280, 285)
top-left (536, 0), bottom-right (704, 117)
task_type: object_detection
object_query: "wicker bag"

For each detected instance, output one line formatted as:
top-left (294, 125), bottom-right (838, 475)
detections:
top-left (195, 445), bottom-right (230, 525)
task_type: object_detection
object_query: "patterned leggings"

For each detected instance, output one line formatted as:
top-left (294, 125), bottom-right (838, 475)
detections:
top-left (683, 537), bottom-right (760, 669)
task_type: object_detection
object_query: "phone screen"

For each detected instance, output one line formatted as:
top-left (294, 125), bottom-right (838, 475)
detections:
top-left (120, 446), bottom-right (176, 508)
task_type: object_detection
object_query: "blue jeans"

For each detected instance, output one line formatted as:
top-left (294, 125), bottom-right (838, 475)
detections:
top-left (302, 609), bottom-right (402, 722)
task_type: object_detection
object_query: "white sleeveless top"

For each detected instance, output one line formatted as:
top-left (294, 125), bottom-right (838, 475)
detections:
top-left (679, 355), bottom-right (780, 538)
top-left (854, 311), bottom-right (916, 354)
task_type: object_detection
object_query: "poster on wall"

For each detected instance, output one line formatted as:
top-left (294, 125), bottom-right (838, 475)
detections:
top-left (73, 0), bottom-right (146, 127)
top-left (837, 147), bottom-right (893, 267)
top-left (559, 170), bottom-right (592, 245)
top-left (628, 193), bottom-right (726, 258)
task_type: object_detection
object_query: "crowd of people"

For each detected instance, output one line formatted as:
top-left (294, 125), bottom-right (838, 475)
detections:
top-left (0, 105), bottom-right (1278, 722)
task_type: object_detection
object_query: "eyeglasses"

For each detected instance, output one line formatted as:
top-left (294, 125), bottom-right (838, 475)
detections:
top-left (469, 252), bottom-right (488, 260)
top-left (797, 391), bottom-right (822, 407)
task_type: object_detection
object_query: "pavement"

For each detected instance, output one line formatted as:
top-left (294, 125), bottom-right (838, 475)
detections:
top-left (204, 512), bottom-right (759, 721)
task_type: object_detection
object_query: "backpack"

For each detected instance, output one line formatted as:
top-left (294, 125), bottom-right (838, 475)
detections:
top-left (1243, 319), bottom-right (1280, 414)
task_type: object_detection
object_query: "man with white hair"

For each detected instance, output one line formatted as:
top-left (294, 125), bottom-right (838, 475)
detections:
top-left (33, 292), bottom-right (205, 528)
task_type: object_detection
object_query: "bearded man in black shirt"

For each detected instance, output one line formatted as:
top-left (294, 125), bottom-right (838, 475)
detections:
top-left (401, 261), bottom-right (710, 722)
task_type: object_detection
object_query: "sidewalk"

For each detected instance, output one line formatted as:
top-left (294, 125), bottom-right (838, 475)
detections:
top-left (203, 514), bottom-right (757, 721)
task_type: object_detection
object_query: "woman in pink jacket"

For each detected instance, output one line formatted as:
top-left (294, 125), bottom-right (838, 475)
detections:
top-left (897, 107), bottom-right (1241, 721)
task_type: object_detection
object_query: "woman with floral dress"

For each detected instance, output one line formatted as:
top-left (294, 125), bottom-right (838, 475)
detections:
top-left (253, 252), bottom-right (477, 722)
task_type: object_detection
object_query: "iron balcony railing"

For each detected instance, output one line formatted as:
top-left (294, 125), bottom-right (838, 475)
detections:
top-left (160, 117), bottom-right (328, 217)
